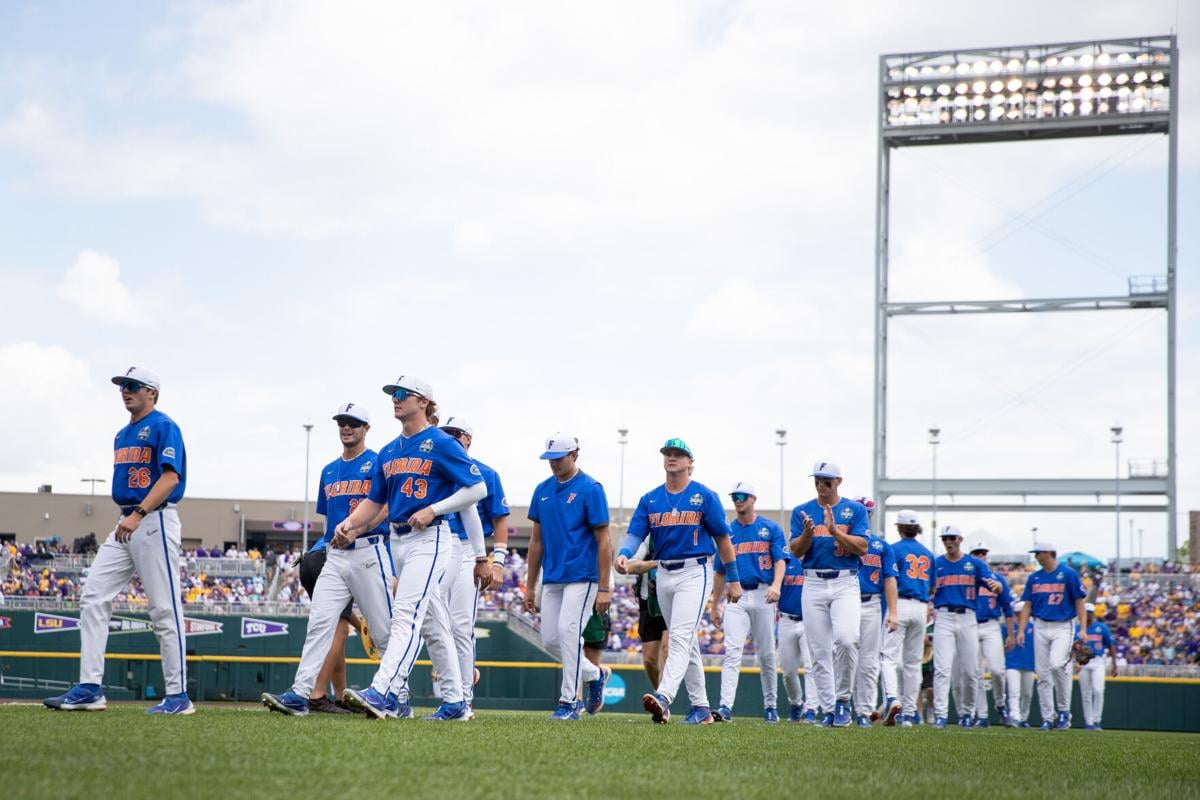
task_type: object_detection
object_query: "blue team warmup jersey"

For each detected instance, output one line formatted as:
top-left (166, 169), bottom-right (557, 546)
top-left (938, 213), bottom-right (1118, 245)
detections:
top-left (1085, 621), bottom-right (1114, 656)
top-left (111, 409), bottom-right (186, 506)
top-left (528, 470), bottom-right (609, 584)
top-left (313, 449), bottom-right (387, 552)
top-left (788, 497), bottom-right (869, 572)
top-left (932, 554), bottom-right (993, 609)
top-left (714, 516), bottom-right (787, 588)
top-left (1020, 564), bottom-right (1086, 621)
top-left (975, 571), bottom-right (1014, 622)
top-left (891, 538), bottom-right (934, 602)
top-left (858, 535), bottom-right (898, 594)
top-left (367, 426), bottom-right (484, 526)
top-left (623, 481), bottom-right (730, 563)
top-left (778, 556), bottom-right (805, 617)
top-left (449, 458), bottom-right (510, 541)
top-left (1005, 620), bottom-right (1036, 670)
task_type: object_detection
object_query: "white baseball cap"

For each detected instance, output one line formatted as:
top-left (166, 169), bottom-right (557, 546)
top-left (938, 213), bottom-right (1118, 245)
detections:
top-left (896, 509), bottom-right (920, 526)
top-left (940, 525), bottom-right (963, 539)
top-left (1029, 541), bottom-right (1057, 553)
top-left (382, 375), bottom-right (434, 401)
top-left (540, 432), bottom-right (579, 460)
top-left (729, 481), bottom-right (757, 498)
top-left (969, 540), bottom-right (989, 553)
top-left (811, 460), bottom-right (841, 478)
top-left (111, 366), bottom-right (161, 390)
top-left (332, 402), bottom-right (370, 424)
top-left (440, 416), bottom-right (474, 437)
top-left (1085, 602), bottom-right (1096, 612)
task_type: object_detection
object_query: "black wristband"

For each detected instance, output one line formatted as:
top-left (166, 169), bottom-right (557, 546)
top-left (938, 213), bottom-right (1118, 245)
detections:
top-left (131, 505), bottom-right (148, 516)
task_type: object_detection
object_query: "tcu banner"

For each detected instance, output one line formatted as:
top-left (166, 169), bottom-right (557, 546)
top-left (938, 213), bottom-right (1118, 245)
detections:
top-left (241, 617), bottom-right (288, 638)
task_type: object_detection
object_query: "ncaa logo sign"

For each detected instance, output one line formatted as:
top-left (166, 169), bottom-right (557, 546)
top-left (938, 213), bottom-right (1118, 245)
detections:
top-left (604, 671), bottom-right (626, 706)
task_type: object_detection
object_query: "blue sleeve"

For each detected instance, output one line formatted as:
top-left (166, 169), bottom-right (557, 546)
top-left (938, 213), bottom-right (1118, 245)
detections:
top-left (367, 458), bottom-right (387, 504)
top-left (789, 506), bottom-right (806, 540)
top-left (526, 485), bottom-right (541, 523)
top-left (438, 439), bottom-right (485, 489)
top-left (584, 481), bottom-right (610, 529)
top-left (1066, 569), bottom-right (1086, 601)
top-left (999, 577), bottom-right (1014, 617)
top-left (482, 470), bottom-right (509, 521)
top-left (847, 504), bottom-right (869, 539)
top-left (703, 490), bottom-right (731, 539)
top-left (1101, 625), bottom-right (1113, 648)
top-left (316, 472), bottom-right (328, 517)
top-left (156, 419), bottom-right (185, 475)
top-left (882, 542), bottom-right (898, 579)
top-left (770, 525), bottom-right (787, 561)
top-left (1020, 578), bottom-right (1032, 601)
top-left (975, 557), bottom-right (994, 586)
top-left (621, 496), bottom-right (651, 558)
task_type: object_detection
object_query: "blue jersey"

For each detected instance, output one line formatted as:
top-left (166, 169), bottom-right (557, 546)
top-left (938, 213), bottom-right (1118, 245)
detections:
top-left (1005, 619), bottom-right (1035, 670)
top-left (111, 409), bottom-right (186, 507)
top-left (449, 458), bottom-right (510, 541)
top-left (714, 516), bottom-right (787, 588)
top-left (528, 470), bottom-right (609, 584)
top-left (976, 571), bottom-right (1014, 623)
top-left (858, 535), bottom-right (898, 594)
top-left (623, 481), bottom-right (730, 562)
top-left (367, 427), bottom-right (484, 526)
top-left (932, 554), bottom-right (993, 609)
top-left (1085, 621), bottom-right (1114, 656)
top-left (1020, 564), bottom-right (1086, 621)
top-left (778, 556), bottom-right (805, 617)
top-left (788, 497), bottom-right (869, 572)
top-left (891, 537), bottom-right (934, 602)
top-left (313, 449), bottom-right (387, 552)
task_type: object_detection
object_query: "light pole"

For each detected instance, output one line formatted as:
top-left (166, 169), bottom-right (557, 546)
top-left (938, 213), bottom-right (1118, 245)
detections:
top-left (776, 429), bottom-right (787, 525)
top-left (929, 425), bottom-right (940, 553)
top-left (1111, 424), bottom-right (1123, 589)
top-left (303, 420), bottom-right (314, 552)
top-left (617, 428), bottom-right (629, 526)
top-left (80, 477), bottom-right (106, 496)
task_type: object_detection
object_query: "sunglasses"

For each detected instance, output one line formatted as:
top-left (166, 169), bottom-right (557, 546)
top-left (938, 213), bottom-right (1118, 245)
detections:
top-left (814, 478), bottom-right (835, 487)
top-left (118, 381), bottom-right (149, 393)
top-left (392, 388), bottom-right (417, 401)
top-left (335, 418), bottom-right (365, 429)
top-left (731, 493), bottom-right (751, 503)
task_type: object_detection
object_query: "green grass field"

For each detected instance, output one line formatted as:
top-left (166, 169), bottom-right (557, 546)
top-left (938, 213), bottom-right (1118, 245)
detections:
top-left (3, 704), bottom-right (1198, 799)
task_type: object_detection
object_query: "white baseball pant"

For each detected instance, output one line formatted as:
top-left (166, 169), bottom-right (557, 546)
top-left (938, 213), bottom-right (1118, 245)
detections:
top-left (656, 560), bottom-right (710, 708)
top-left (541, 581), bottom-right (601, 704)
top-left (718, 586), bottom-right (778, 710)
top-left (933, 608), bottom-right (978, 720)
top-left (392, 534), bottom-right (465, 702)
top-left (801, 571), bottom-right (860, 712)
top-left (778, 616), bottom-right (817, 713)
top-left (852, 594), bottom-right (883, 716)
top-left (448, 538), bottom-right (482, 704)
top-left (892, 597), bottom-right (927, 718)
top-left (1005, 668), bottom-right (1035, 724)
top-left (1078, 658), bottom-right (1107, 726)
top-left (971, 618), bottom-right (1008, 718)
top-left (291, 534), bottom-right (396, 698)
top-left (1033, 619), bottom-right (1073, 720)
top-left (370, 524), bottom-right (462, 703)
top-left (880, 624), bottom-right (900, 703)
top-left (79, 508), bottom-right (186, 694)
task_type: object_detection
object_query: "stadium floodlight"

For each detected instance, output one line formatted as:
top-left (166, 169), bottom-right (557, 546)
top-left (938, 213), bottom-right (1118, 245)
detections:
top-left (880, 36), bottom-right (1173, 145)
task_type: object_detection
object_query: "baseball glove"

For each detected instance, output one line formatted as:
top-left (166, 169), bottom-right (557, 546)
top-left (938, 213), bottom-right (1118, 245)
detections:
top-left (1071, 639), bottom-right (1092, 666)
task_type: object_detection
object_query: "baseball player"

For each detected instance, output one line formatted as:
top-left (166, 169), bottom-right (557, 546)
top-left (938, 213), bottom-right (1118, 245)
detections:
top-left (851, 498), bottom-right (899, 727)
top-left (777, 552), bottom-right (819, 723)
top-left (1078, 602), bottom-right (1117, 730)
top-left (522, 433), bottom-right (613, 720)
top-left (1004, 601), bottom-right (1036, 728)
top-left (616, 438), bottom-right (742, 725)
top-left (338, 376), bottom-right (491, 721)
top-left (709, 482), bottom-right (787, 723)
top-left (930, 526), bottom-right (1002, 729)
top-left (262, 403), bottom-right (394, 716)
top-left (45, 366), bottom-right (192, 714)
top-left (624, 537), bottom-right (668, 687)
top-left (882, 510), bottom-right (930, 727)
top-left (963, 541), bottom-right (1014, 727)
top-left (788, 461), bottom-right (869, 727)
top-left (1016, 541), bottom-right (1087, 730)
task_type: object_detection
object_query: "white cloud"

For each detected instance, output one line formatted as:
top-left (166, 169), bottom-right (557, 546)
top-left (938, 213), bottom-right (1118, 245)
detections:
top-left (55, 250), bottom-right (148, 326)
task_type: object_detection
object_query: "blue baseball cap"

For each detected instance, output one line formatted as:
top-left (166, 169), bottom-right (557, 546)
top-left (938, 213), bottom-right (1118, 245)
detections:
top-left (660, 437), bottom-right (693, 458)
top-left (540, 433), bottom-right (579, 460)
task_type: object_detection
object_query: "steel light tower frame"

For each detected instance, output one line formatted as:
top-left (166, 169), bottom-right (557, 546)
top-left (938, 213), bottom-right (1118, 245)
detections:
top-left (871, 36), bottom-right (1177, 554)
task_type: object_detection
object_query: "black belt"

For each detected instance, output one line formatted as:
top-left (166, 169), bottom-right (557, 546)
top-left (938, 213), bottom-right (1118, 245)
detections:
top-left (345, 533), bottom-right (387, 551)
top-left (741, 581), bottom-right (760, 591)
top-left (661, 557), bottom-right (706, 571)
top-left (899, 594), bottom-right (925, 601)
top-left (813, 569), bottom-right (856, 579)
top-left (782, 613), bottom-right (803, 622)
top-left (861, 593), bottom-right (880, 602)
top-left (391, 518), bottom-right (444, 535)
top-left (937, 606), bottom-right (970, 614)
top-left (120, 503), bottom-right (167, 515)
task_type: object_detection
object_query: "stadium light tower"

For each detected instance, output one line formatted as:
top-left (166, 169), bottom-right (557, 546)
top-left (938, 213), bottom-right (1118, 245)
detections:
top-left (302, 420), bottom-right (314, 552)
top-left (617, 428), bottom-right (629, 525)
top-left (929, 425), bottom-right (940, 553)
top-left (1111, 424), bottom-right (1123, 587)
top-left (776, 428), bottom-right (788, 525)
top-left (872, 36), bottom-right (1177, 553)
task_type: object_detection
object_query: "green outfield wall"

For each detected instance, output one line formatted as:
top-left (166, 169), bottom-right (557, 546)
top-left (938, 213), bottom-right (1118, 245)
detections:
top-left (1, 610), bottom-right (1195, 732)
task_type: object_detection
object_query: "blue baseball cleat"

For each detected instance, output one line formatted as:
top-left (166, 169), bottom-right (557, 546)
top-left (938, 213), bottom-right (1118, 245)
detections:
top-left (1054, 711), bottom-right (1070, 730)
top-left (933, 717), bottom-right (948, 729)
top-left (1018, 721), bottom-right (1031, 728)
top-left (998, 705), bottom-right (1010, 727)
top-left (801, 708), bottom-right (818, 725)
top-left (899, 716), bottom-right (914, 728)
top-left (957, 714), bottom-right (972, 728)
top-left (342, 687), bottom-right (390, 720)
top-left (585, 666), bottom-right (611, 715)
top-left (856, 715), bottom-right (872, 728)
top-left (684, 706), bottom-right (714, 725)
top-left (261, 691), bottom-right (308, 716)
top-left (713, 705), bottom-right (733, 723)
top-left (973, 717), bottom-right (989, 728)
top-left (550, 701), bottom-right (581, 721)
top-left (820, 713), bottom-right (834, 728)
top-left (833, 700), bottom-right (852, 727)
top-left (147, 692), bottom-right (195, 715)
top-left (392, 696), bottom-right (413, 719)
top-left (423, 700), bottom-right (470, 721)
top-left (642, 692), bottom-right (670, 724)
top-left (788, 704), bottom-right (803, 723)
top-left (1040, 721), bottom-right (1053, 731)
top-left (763, 707), bottom-right (779, 724)
top-left (44, 683), bottom-right (107, 712)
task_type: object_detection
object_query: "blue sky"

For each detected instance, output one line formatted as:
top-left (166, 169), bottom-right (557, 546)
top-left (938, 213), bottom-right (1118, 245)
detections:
top-left (1, 1), bottom-right (1195, 559)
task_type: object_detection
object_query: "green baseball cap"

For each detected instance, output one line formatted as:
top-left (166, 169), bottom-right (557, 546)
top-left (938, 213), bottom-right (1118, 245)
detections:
top-left (659, 437), bottom-right (694, 458)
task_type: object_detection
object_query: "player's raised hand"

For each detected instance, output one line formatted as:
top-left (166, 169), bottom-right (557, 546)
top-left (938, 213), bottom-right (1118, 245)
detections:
top-left (614, 554), bottom-right (630, 575)
top-left (822, 504), bottom-right (835, 531)
top-left (800, 512), bottom-right (815, 536)
top-left (408, 506), bottom-right (437, 530)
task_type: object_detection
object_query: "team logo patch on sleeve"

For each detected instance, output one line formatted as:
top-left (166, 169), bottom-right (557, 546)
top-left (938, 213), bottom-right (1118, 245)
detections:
top-left (163, 447), bottom-right (176, 458)
top-left (419, 439), bottom-right (434, 453)
top-left (470, 464), bottom-right (482, 476)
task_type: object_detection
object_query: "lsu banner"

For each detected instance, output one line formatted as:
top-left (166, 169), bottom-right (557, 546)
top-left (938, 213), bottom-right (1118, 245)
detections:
top-left (34, 612), bottom-right (80, 634)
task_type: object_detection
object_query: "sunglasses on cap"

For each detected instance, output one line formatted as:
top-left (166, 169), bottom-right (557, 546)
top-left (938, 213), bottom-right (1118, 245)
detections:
top-left (118, 380), bottom-right (150, 393)
top-left (335, 418), bottom-right (365, 429)
top-left (731, 493), bottom-right (752, 503)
